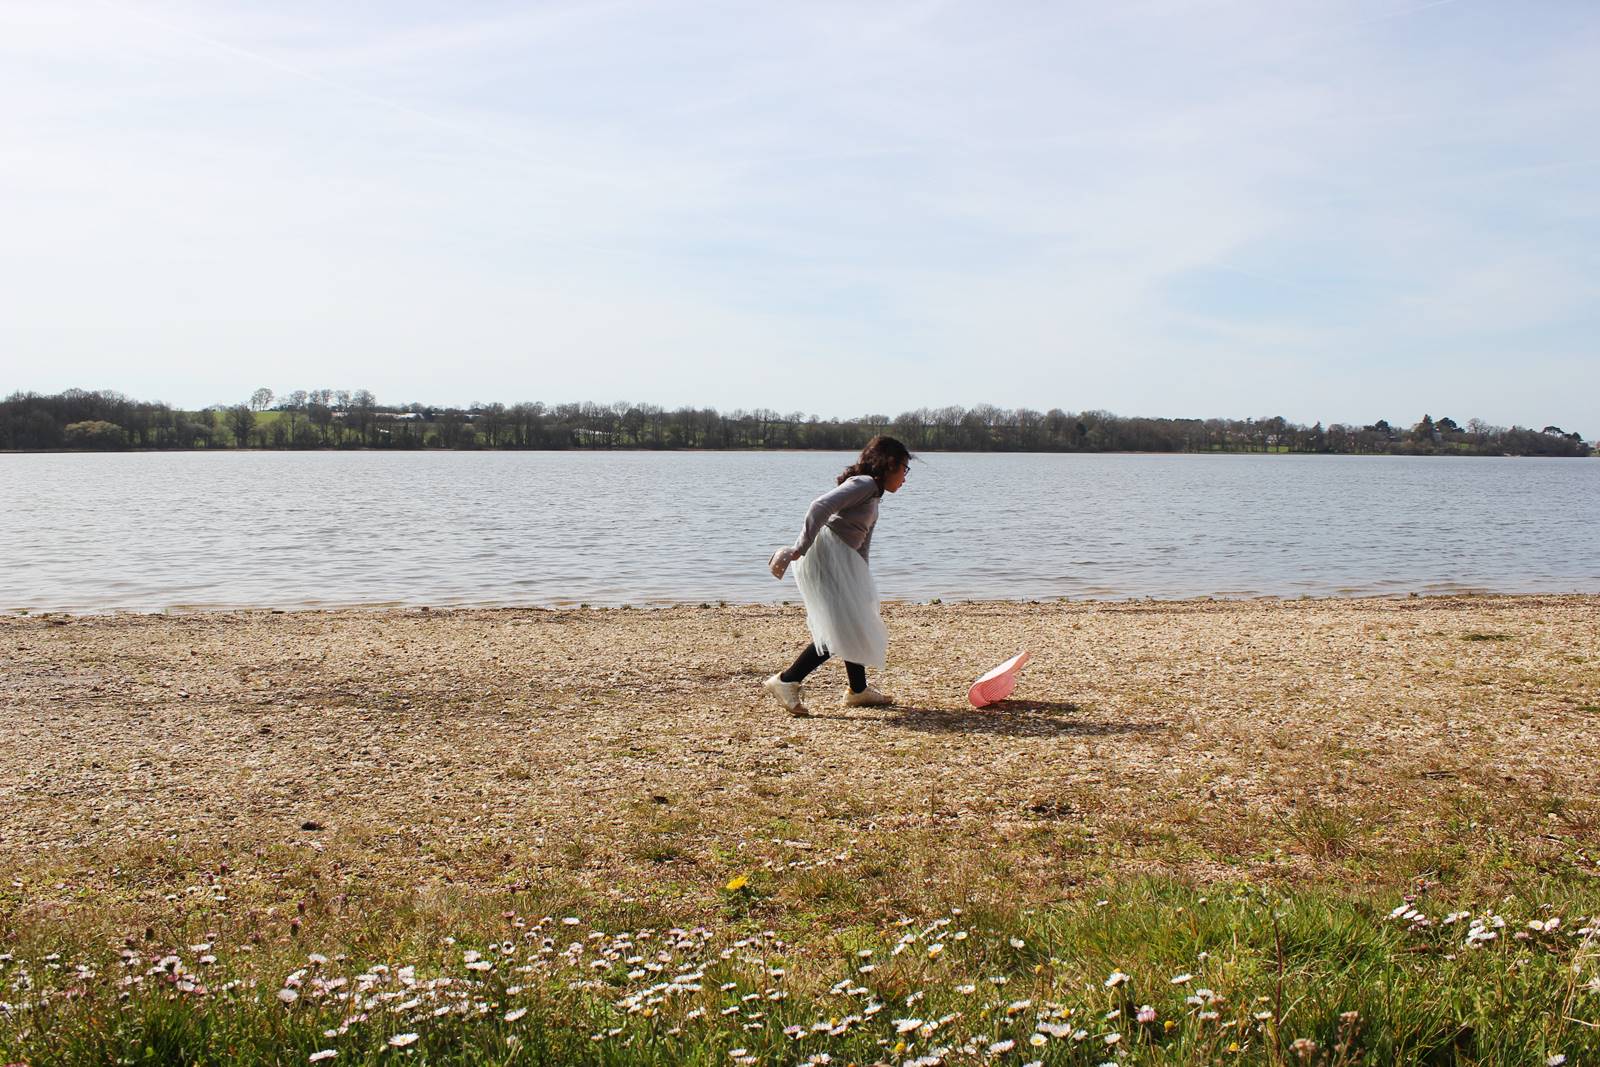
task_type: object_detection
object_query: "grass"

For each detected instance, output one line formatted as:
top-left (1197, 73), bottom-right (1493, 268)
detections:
top-left (5, 876), bottom-right (1600, 1065)
top-left (5, 797), bottom-right (1600, 1066)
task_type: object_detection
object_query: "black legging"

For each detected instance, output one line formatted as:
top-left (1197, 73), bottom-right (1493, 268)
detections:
top-left (780, 643), bottom-right (867, 693)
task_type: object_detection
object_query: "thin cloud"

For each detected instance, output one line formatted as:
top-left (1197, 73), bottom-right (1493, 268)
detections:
top-left (1, 0), bottom-right (1594, 430)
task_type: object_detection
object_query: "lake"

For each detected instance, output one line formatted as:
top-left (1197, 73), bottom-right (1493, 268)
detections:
top-left (2, 451), bottom-right (1596, 613)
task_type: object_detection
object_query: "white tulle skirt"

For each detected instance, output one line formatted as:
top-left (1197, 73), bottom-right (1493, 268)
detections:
top-left (792, 526), bottom-right (888, 669)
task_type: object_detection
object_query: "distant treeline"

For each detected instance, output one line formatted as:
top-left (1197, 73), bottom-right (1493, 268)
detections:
top-left (1, 387), bottom-right (1591, 457)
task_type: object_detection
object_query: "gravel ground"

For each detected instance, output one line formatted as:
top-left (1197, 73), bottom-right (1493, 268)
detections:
top-left (3, 595), bottom-right (1598, 907)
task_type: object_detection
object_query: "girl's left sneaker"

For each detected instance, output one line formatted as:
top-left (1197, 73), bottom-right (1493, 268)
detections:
top-left (843, 686), bottom-right (892, 707)
top-left (763, 674), bottom-right (810, 716)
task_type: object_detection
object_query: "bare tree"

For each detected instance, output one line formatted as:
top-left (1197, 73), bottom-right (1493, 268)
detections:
top-left (350, 389), bottom-right (377, 445)
top-left (477, 402), bottom-right (507, 447)
top-left (307, 401), bottom-right (333, 445)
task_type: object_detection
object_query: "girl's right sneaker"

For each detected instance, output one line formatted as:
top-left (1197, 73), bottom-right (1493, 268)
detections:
top-left (763, 674), bottom-right (810, 716)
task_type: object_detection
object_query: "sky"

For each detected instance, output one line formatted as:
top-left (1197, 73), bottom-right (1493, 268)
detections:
top-left (2, 0), bottom-right (1597, 432)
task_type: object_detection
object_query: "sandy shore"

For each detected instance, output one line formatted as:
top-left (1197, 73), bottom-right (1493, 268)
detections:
top-left (3, 595), bottom-right (1598, 909)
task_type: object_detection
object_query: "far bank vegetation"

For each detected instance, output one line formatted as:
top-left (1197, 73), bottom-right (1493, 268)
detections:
top-left (2, 387), bottom-right (1591, 456)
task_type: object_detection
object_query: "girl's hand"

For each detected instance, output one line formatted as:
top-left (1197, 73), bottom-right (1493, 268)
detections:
top-left (768, 548), bottom-right (797, 579)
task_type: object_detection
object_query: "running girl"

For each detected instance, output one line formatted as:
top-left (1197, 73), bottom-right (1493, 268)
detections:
top-left (764, 436), bottom-right (911, 716)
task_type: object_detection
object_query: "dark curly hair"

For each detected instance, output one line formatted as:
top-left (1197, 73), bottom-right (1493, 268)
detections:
top-left (838, 435), bottom-right (912, 490)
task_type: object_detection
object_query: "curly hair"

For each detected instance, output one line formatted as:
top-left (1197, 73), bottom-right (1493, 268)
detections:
top-left (838, 435), bottom-right (912, 489)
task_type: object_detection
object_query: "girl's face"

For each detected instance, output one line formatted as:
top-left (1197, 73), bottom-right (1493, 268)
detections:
top-left (884, 460), bottom-right (909, 493)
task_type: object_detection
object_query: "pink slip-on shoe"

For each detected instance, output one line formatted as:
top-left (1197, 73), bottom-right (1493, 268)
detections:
top-left (968, 651), bottom-right (1030, 708)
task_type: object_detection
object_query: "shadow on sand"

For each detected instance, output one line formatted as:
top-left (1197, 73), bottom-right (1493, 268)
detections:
top-left (813, 698), bottom-right (1168, 739)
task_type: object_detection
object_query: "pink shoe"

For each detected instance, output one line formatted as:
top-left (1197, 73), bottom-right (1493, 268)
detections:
top-left (968, 651), bottom-right (1030, 708)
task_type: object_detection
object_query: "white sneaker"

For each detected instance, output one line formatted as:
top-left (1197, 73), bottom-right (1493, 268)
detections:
top-left (843, 686), bottom-right (893, 707)
top-left (763, 674), bottom-right (809, 716)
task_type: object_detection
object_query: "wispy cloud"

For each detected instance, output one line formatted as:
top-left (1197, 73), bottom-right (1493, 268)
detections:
top-left (2, 0), bottom-right (1595, 430)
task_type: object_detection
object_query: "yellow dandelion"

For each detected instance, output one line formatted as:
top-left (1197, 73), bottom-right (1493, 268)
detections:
top-left (725, 875), bottom-right (749, 892)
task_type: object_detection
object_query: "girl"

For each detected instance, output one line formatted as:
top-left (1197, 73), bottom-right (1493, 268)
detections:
top-left (764, 436), bottom-right (912, 716)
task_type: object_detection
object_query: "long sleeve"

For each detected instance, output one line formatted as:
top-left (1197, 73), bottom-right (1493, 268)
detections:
top-left (791, 477), bottom-right (878, 558)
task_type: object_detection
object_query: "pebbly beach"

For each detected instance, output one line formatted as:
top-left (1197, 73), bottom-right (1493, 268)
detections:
top-left (5, 594), bottom-right (1597, 896)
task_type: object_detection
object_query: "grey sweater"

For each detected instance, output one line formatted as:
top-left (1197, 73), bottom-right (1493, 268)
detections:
top-left (791, 475), bottom-right (882, 562)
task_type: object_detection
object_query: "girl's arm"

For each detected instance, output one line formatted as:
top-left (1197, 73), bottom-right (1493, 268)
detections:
top-left (768, 476), bottom-right (877, 579)
top-left (790, 477), bottom-right (877, 559)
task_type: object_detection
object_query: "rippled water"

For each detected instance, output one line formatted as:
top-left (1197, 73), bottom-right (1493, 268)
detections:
top-left (2, 451), bottom-right (1597, 612)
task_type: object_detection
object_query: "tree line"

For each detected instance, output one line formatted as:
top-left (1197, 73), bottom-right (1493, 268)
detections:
top-left (0, 387), bottom-right (1591, 457)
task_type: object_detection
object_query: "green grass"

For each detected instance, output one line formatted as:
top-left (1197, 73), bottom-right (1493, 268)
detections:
top-left (5, 877), bottom-right (1599, 1065)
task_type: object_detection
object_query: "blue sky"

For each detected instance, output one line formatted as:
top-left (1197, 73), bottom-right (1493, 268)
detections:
top-left (2, 0), bottom-right (1596, 432)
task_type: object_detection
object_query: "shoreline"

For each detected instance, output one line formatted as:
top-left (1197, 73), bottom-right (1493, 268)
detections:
top-left (6, 587), bottom-right (1595, 618)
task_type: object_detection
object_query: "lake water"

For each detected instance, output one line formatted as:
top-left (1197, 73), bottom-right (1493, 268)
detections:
top-left (2, 451), bottom-right (1597, 613)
